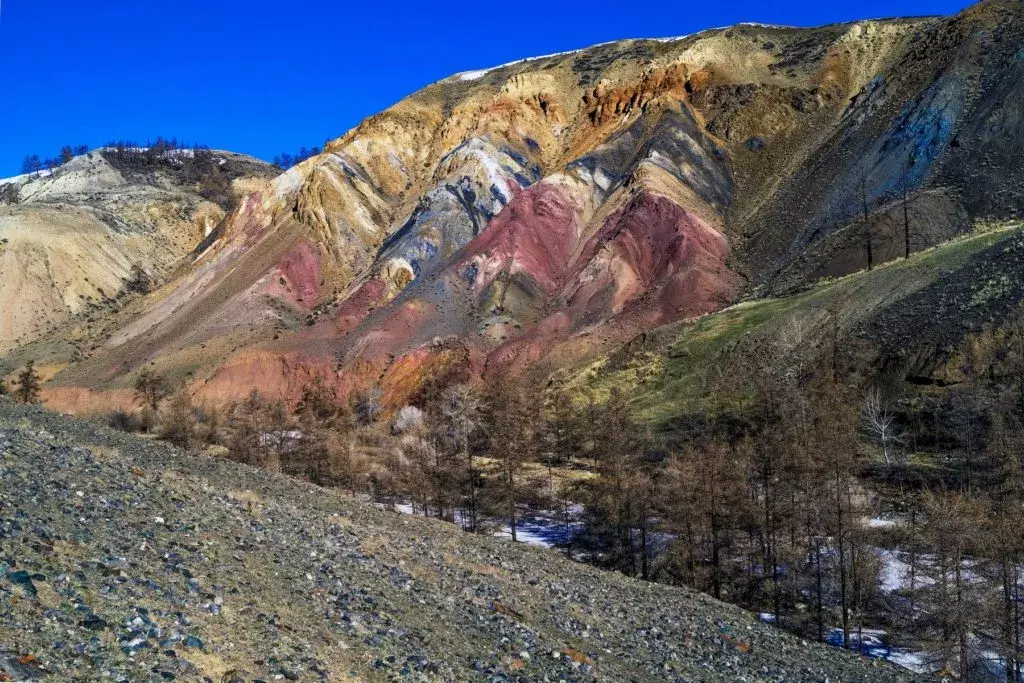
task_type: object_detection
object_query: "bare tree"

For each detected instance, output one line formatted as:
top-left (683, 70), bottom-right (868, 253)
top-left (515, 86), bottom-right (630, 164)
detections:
top-left (160, 389), bottom-right (195, 449)
top-left (484, 379), bottom-right (535, 542)
top-left (134, 369), bottom-right (170, 413)
top-left (900, 155), bottom-right (914, 259)
top-left (917, 492), bottom-right (988, 679)
top-left (860, 169), bottom-right (874, 271)
top-left (861, 387), bottom-right (902, 465)
top-left (436, 384), bottom-right (484, 531)
top-left (354, 385), bottom-right (383, 425)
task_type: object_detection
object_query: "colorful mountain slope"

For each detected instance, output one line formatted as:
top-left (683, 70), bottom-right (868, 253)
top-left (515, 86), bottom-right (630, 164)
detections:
top-left (0, 150), bottom-right (275, 356)
top-left (561, 221), bottom-right (1024, 428)
top-left (8, 1), bottom-right (1023, 413)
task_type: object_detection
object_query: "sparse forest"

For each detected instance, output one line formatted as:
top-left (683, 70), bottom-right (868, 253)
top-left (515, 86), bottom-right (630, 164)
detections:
top-left (18, 145), bottom-right (90, 176)
top-left (100, 138), bottom-right (242, 209)
top-left (96, 311), bottom-right (1024, 680)
top-left (11, 139), bottom-right (268, 211)
top-left (272, 145), bottom-right (322, 170)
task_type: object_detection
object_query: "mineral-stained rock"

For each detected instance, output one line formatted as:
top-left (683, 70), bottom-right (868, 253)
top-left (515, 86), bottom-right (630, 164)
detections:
top-left (7, 2), bottom-right (1023, 414)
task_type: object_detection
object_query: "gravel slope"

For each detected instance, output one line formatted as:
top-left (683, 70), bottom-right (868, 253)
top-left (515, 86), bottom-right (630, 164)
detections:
top-left (0, 401), bottom-right (916, 682)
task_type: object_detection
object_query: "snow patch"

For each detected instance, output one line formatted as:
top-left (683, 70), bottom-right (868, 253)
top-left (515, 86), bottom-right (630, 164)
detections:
top-left (0, 169), bottom-right (53, 185)
top-left (738, 22), bottom-right (797, 29)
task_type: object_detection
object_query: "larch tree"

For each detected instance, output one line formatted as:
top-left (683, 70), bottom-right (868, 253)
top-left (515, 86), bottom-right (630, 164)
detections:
top-left (14, 360), bottom-right (42, 404)
top-left (483, 378), bottom-right (536, 542)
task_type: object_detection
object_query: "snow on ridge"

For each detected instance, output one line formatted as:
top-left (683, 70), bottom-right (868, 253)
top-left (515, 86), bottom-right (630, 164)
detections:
top-left (0, 169), bottom-right (53, 186)
top-left (459, 69), bottom-right (489, 82)
top-left (452, 46), bottom-right (593, 81)
top-left (738, 22), bottom-right (798, 29)
top-left (449, 18), bottom-right (827, 82)
top-left (450, 26), bottom-right (741, 80)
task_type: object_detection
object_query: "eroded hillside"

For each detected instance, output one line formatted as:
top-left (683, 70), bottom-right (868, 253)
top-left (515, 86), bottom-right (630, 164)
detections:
top-left (0, 150), bottom-right (275, 358)
top-left (5, 1), bottom-right (1022, 415)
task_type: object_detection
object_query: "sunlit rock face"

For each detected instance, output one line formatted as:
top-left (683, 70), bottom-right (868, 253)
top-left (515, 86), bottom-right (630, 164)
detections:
top-left (0, 151), bottom-right (275, 354)
top-left (25, 1), bottom-right (1024, 411)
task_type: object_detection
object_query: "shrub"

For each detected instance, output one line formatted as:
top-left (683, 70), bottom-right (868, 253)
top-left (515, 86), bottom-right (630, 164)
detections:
top-left (0, 184), bottom-right (19, 205)
top-left (392, 405), bottom-right (424, 434)
top-left (107, 409), bottom-right (142, 433)
top-left (160, 391), bottom-right (195, 449)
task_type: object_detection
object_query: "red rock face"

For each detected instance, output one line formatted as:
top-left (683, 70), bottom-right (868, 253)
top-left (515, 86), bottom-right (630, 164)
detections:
top-left (485, 311), bottom-right (573, 373)
top-left (42, 387), bottom-right (137, 415)
top-left (459, 182), bottom-right (579, 296)
top-left (196, 351), bottom-right (333, 405)
top-left (333, 279), bottom-right (389, 334)
top-left (566, 192), bottom-right (739, 324)
top-left (483, 192), bottom-right (739, 377)
top-left (327, 189), bottom-right (740, 399)
top-left (263, 241), bottom-right (322, 308)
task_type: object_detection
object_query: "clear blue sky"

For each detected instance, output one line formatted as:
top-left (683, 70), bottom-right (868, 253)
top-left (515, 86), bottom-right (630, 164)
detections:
top-left (0, 0), bottom-right (972, 177)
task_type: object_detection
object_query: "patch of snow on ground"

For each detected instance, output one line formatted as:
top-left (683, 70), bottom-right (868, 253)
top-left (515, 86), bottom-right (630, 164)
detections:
top-left (885, 649), bottom-right (936, 674)
top-left (495, 513), bottom-right (583, 548)
top-left (817, 626), bottom-right (938, 674)
top-left (382, 500), bottom-right (583, 549)
top-left (878, 549), bottom-right (911, 592)
top-left (459, 70), bottom-right (489, 81)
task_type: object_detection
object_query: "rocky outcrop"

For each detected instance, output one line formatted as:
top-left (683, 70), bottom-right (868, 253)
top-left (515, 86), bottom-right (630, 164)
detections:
top-left (0, 151), bottom-right (275, 353)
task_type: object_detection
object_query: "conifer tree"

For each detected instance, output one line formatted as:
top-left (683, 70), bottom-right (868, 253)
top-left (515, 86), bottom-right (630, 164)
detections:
top-left (14, 360), bottom-right (41, 404)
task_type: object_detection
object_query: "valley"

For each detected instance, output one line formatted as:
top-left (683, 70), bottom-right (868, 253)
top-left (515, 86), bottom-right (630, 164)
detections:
top-left (3, 0), bottom-right (1024, 680)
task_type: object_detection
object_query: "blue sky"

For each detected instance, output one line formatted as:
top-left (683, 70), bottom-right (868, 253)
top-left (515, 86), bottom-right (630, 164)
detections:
top-left (0, 0), bottom-right (971, 177)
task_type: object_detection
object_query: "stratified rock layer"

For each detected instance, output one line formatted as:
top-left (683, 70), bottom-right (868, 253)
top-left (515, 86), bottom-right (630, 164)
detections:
top-left (13, 1), bottom-right (1024, 412)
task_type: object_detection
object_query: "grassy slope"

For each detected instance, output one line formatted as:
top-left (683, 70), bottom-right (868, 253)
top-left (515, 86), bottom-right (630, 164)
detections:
top-left (563, 223), bottom-right (1023, 428)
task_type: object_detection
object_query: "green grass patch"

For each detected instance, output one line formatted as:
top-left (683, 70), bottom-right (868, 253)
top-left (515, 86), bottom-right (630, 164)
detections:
top-left (562, 223), bottom-right (1024, 430)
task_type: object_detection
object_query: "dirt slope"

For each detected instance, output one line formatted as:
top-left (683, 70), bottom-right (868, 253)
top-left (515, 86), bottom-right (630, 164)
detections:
top-left (0, 150), bottom-right (275, 356)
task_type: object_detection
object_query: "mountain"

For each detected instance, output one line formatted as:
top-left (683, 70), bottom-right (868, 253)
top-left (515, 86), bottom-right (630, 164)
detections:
top-left (0, 400), bottom-right (914, 682)
top-left (0, 148), bottom-right (275, 360)
top-left (5, 1), bottom-right (1024, 414)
